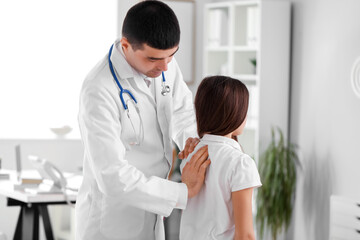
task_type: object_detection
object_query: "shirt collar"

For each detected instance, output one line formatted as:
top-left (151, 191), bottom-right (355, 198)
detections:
top-left (201, 134), bottom-right (242, 151)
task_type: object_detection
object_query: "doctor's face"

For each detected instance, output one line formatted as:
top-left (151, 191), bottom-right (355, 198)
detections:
top-left (121, 38), bottom-right (179, 78)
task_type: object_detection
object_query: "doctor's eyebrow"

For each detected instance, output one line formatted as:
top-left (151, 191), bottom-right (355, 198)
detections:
top-left (147, 47), bottom-right (179, 61)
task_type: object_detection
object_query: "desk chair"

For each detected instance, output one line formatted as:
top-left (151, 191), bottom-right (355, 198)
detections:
top-left (329, 195), bottom-right (360, 240)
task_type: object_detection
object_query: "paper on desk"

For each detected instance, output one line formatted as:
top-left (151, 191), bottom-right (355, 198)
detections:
top-left (66, 174), bottom-right (83, 191)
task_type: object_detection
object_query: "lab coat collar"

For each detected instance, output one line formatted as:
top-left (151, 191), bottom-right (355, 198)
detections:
top-left (110, 39), bottom-right (156, 105)
top-left (110, 39), bottom-right (136, 80)
top-left (201, 134), bottom-right (242, 151)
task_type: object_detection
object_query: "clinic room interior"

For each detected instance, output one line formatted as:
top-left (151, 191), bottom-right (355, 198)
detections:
top-left (0, 0), bottom-right (359, 240)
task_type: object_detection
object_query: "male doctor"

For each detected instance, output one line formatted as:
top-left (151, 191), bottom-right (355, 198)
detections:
top-left (76, 1), bottom-right (210, 240)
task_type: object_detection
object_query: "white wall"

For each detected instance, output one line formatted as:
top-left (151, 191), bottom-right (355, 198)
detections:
top-left (288, 0), bottom-right (360, 239)
top-left (0, 0), bottom-right (116, 237)
top-left (0, 0), bottom-right (117, 139)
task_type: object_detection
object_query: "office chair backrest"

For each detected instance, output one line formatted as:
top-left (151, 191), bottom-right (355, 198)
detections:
top-left (329, 195), bottom-right (360, 240)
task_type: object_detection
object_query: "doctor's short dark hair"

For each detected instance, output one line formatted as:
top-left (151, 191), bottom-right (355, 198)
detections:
top-left (122, 0), bottom-right (180, 50)
top-left (195, 76), bottom-right (249, 138)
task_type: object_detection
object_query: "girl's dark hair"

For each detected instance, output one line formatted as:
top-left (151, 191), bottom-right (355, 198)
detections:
top-left (122, 0), bottom-right (180, 50)
top-left (195, 76), bottom-right (249, 138)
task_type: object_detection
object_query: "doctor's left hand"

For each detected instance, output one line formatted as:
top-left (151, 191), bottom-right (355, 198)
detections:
top-left (181, 145), bottom-right (210, 198)
top-left (178, 137), bottom-right (200, 159)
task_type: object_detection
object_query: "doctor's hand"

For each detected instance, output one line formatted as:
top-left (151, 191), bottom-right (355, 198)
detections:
top-left (181, 145), bottom-right (211, 198)
top-left (178, 137), bottom-right (200, 159)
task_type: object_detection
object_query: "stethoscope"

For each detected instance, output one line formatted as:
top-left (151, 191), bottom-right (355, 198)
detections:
top-left (108, 44), bottom-right (171, 145)
top-left (108, 44), bottom-right (170, 110)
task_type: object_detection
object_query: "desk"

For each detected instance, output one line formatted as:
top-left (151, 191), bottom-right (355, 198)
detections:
top-left (0, 170), bottom-right (78, 240)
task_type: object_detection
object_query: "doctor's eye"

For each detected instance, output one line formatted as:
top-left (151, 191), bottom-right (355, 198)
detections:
top-left (147, 58), bottom-right (157, 62)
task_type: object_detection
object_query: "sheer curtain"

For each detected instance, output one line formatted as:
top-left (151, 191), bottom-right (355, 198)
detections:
top-left (0, 0), bottom-right (117, 139)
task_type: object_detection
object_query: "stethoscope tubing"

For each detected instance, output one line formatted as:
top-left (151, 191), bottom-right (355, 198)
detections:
top-left (108, 44), bottom-right (138, 110)
top-left (108, 44), bottom-right (168, 110)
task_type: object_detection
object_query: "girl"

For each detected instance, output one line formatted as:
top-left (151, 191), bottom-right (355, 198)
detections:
top-left (180, 76), bottom-right (262, 240)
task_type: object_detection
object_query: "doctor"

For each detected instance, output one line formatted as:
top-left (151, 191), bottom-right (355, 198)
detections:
top-left (76, 1), bottom-right (210, 240)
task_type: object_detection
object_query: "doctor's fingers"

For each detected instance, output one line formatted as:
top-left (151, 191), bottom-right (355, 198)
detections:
top-left (178, 137), bottom-right (200, 159)
top-left (178, 150), bottom-right (185, 159)
top-left (188, 138), bottom-right (200, 153)
top-left (199, 159), bottom-right (211, 176)
top-left (189, 145), bottom-right (209, 170)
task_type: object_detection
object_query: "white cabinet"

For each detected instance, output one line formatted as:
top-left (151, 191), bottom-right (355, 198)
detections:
top-left (203, 0), bottom-right (291, 161)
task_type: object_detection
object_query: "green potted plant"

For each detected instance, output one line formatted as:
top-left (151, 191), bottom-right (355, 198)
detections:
top-left (250, 58), bottom-right (257, 74)
top-left (256, 127), bottom-right (298, 240)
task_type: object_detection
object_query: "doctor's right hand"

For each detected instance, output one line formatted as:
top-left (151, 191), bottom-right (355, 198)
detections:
top-left (181, 145), bottom-right (211, 198)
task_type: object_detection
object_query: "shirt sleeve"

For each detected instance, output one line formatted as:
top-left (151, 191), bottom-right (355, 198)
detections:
top-left (175, 183), bottom-right (188, 209)
top-left (229, 154), bottom-right (262, 192)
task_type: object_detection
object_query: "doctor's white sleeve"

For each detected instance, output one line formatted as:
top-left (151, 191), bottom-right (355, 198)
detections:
top-left (170, 61), bottom-right (198, 150)
top-left (78, 82), bottom-right (186, 217)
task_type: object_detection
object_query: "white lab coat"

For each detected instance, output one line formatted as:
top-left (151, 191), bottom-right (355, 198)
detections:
top-left (76, 40), bottom-right (196, 240)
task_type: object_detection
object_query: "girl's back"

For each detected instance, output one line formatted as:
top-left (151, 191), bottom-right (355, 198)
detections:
top-left (180, 134), bottom-right (261, 240)
top-left (180, 76), bottom-right (262, 239)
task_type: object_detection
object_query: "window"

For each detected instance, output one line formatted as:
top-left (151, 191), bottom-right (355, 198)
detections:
top-left (0, 0), bottom-right (117, 138)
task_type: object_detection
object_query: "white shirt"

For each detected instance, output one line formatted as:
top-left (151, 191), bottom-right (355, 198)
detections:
top-left (179, 134), bottom-right (262, 240)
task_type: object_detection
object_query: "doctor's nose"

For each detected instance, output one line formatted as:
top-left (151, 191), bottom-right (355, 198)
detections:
top-left (157, 59), bottom-right (169, 72)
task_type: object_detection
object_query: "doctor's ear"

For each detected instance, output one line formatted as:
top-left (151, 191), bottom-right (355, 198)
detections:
top-left (120, 37), bottom-right (130, 51)
top-left (120, 37), bottom-right (143, 52)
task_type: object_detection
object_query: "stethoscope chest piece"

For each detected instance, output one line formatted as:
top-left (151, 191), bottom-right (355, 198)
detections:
top-left (161, 83), bottom-right (171, 96)
top-left (161, 71), bottom-right (170, 96)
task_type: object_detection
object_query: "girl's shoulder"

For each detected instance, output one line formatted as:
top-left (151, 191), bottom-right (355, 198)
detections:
top-left (226, 150), bottom-right (262, 192)
top-left (209, 141), bottom-right (251, 162)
